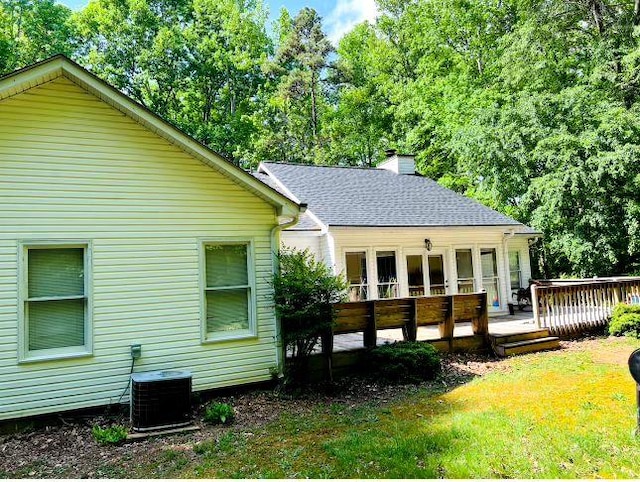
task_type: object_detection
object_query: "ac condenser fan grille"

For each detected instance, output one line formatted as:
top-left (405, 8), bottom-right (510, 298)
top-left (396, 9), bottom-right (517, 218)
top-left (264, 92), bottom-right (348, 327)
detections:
top-left (130, 370), bottom-right (192, 432)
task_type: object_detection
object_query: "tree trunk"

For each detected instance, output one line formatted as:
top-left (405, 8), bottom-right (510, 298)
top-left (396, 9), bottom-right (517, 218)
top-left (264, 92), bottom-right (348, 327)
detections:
top-left (591, 0), bottom-right (605, 35)
top-left (634, 0), bottom-right (640, 25)
top-left (310, 70), bottom-right (318, 143)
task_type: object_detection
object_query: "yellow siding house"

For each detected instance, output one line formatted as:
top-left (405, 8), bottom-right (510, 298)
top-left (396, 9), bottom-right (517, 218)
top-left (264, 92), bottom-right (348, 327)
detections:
top-left (0, 56), bottom-right (301, 421)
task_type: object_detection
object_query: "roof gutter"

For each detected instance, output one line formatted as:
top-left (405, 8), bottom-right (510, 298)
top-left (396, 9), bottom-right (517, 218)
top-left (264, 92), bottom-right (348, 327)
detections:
top-left (271, 203), bottom-right (308, 240)
top-left (503, 228), bottom-right (516, 243)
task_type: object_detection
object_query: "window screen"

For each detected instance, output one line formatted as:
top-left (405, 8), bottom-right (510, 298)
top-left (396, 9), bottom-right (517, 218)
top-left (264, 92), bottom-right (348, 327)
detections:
top-left (204, 244), bottom-right (251, 336)
top-left (376, 251), bottom-right (398, 299)
top-left (406, 255), bottom-right (425, 296)
top-left (345, 252), bottom-right (368, 301)
top-left (455, 249), bottom-right (475, 293)
top-left (509, 251), bottom-right (522, 290)
top-left (26, 247), bottom-right (86, 352)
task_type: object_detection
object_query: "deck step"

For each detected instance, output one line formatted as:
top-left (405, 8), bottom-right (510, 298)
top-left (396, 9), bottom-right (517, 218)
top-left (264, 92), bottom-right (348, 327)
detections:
top-left (489, 329), bottom-right (550, 345)
top-left (494, 336), bottom-right (560, 357)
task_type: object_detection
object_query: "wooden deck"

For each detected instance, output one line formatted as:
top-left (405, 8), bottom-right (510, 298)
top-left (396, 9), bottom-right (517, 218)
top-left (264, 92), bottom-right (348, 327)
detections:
top-left (331, 310), bottom-right (537, 352)
top-left (532, 278), bottom-right (640, 336)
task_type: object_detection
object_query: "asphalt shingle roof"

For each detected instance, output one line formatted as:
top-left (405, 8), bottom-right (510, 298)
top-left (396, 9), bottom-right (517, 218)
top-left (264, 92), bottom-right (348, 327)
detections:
top-left (252, 171), bottom-right (322, 231)
top-left (259, 162), bottom-right (535, 230)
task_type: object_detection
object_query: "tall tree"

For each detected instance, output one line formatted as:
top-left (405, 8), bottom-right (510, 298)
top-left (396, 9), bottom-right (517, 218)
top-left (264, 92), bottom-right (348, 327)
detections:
top-left (251, 7), bottom-right (333, 164)
top-left (73, 0), bottom-right (270, 163)
top-left (324, 23), bottom-right (392, 166)
top-left (5, 0), bottom-right (640, 276)
top-left (0, 0), bottom-right (74, 75)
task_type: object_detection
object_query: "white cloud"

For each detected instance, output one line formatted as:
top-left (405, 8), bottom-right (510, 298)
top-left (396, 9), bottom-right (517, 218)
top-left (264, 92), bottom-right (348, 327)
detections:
top-left (325, 0), bottom-right (379, 45)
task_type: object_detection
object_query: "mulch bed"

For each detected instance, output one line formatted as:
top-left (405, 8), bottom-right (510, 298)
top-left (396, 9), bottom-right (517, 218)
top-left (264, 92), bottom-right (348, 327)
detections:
top-left (0, 350), bottom-right (515, 478)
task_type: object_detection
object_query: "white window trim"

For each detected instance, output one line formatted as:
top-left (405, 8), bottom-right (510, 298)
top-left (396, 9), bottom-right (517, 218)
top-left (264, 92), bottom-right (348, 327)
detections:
top-left (199, 238), bottom-right (258, 343)
top-left (18, 240), bottom-right (93, 363)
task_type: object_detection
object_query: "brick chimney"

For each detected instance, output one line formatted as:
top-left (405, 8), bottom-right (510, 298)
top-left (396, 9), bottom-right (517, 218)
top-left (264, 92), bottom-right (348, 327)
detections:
top-left (377, 149), bottom-right (416, 175)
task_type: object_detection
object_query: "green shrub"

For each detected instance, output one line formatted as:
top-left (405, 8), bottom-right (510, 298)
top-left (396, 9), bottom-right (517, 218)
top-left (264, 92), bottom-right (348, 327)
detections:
top-left (368, 341), bottom-right (441, 383)
top-left (204, 402), bottom-right (235, 424)
top-left (92, 425), bottom-right (128, 445)
top-left (273, 247), bottom-right (347, 386)
top-left (609, 303), bottom-right (640, 337)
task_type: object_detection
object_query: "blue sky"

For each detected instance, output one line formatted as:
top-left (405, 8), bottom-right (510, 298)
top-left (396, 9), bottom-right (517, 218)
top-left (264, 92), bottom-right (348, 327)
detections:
top-left (56, 0), bottom-right (378, 44)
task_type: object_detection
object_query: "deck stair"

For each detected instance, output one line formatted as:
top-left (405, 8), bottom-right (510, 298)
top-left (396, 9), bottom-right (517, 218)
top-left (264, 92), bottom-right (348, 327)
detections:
top-left (490, 328), bottom-right (560, 357)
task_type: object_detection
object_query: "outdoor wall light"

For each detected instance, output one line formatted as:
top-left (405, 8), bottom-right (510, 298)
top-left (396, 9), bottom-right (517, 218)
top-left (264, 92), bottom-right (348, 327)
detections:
top-left (424, 238), bottom-right (432, 251)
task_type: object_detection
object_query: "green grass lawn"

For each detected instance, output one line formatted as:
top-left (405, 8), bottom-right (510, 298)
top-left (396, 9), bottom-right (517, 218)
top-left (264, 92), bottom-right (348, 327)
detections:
top-left (122, 336), bottom-right (640, 479)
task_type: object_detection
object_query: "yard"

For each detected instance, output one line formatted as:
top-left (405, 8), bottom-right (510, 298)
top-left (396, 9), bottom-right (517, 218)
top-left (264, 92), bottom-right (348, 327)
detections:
top-left (2, 336), bottom-right (640, 478)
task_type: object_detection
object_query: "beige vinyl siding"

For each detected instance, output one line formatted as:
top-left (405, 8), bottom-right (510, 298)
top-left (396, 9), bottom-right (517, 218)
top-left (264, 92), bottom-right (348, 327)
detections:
top-left (281, 232), bottom-right (323, 261)
top-left (0, 77), bottom-right (280, 420)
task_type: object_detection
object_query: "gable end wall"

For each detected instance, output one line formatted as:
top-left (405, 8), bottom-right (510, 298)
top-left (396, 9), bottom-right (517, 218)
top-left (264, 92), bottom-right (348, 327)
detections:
top-left (0, 77), bottom-right (280, 420)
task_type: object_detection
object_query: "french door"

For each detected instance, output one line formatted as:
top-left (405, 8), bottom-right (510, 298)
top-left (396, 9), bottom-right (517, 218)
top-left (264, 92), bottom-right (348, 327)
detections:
top-left (427, 254), bottom-right (447, 295)
top-left (405, 251), bottom-right (448, 297)
top-left (406, 254), bottom-right (426, 296)
top-left (455, 249), bottom-right (475, 293)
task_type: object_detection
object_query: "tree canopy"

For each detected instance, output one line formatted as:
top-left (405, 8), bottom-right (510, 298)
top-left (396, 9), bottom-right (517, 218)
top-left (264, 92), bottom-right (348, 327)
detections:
top-left (2, 0), bottom-right (640, 277)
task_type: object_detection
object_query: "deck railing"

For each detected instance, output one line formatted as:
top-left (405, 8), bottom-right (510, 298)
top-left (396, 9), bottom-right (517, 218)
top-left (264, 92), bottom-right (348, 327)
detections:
top-left (322, 292), bottom-right (488, 354)
top-left (531, 277), bottom-right (640, 336)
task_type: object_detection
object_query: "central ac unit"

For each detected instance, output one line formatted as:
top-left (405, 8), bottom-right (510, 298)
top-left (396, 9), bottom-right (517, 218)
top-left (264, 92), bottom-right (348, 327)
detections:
top-left (130, 370), bottom-right (192, 432)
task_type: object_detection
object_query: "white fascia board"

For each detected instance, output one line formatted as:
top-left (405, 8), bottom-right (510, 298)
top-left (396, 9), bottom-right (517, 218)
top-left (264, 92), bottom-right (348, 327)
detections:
top-left (0, 57), bottom-right (65, 101)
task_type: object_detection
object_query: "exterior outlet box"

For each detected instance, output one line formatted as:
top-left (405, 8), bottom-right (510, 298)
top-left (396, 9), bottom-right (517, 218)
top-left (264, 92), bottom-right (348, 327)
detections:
top-left (130, 344), bottom-right (142, 359)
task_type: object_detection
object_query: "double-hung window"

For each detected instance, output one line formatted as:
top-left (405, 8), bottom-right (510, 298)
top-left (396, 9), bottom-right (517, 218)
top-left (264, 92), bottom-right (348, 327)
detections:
top-left (202, 242), bottom-right (255, 341)
top-left (509, 251), bottom-right (523, 291)
top-left (20, 243), bottom-right (91, 361)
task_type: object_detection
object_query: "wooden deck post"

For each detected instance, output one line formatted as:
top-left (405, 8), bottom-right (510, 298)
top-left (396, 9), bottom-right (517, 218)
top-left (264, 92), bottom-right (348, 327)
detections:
top-left (321, 327), bottom-right (334, 382)
top-left (404, 298), bottom-right (418, 342)
top-left (613, 282), bottom-right (622, 305)
top-left (472, 292), bottom-right (489, 336)
top-left (438, 296), bottom-right (454, 351)
top-left (363, 300), bottom-right (377, 349)
top-left (531, 284), bottom-right (541, 328)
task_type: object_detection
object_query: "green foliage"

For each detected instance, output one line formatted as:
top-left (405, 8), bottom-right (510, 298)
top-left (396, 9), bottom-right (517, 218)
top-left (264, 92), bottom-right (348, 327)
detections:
top-left (5, 0), bottom-right (640, 276)
top-left (324, 23), bottom-right (392, 166)
top-left (608, 303), bottom-right (640, 337)
top-left (203, 402), bottom-right (235, 425)
top-left (246, 7), bottom-right (333, 165)
top-left (194, 432), bottom-right (239, 456)
top-left (72, 0), bottom-right (270, 164)
top-left (92, 424), bottom-right (128, 445)
top-left (368, 341), bottom-right (441, 383)
top-left (125, 338), bottom-right (640, 479)
top-left (0, 0), bottom-right (75, 75)
top-left (273, 247), bottom-right (347, 384)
